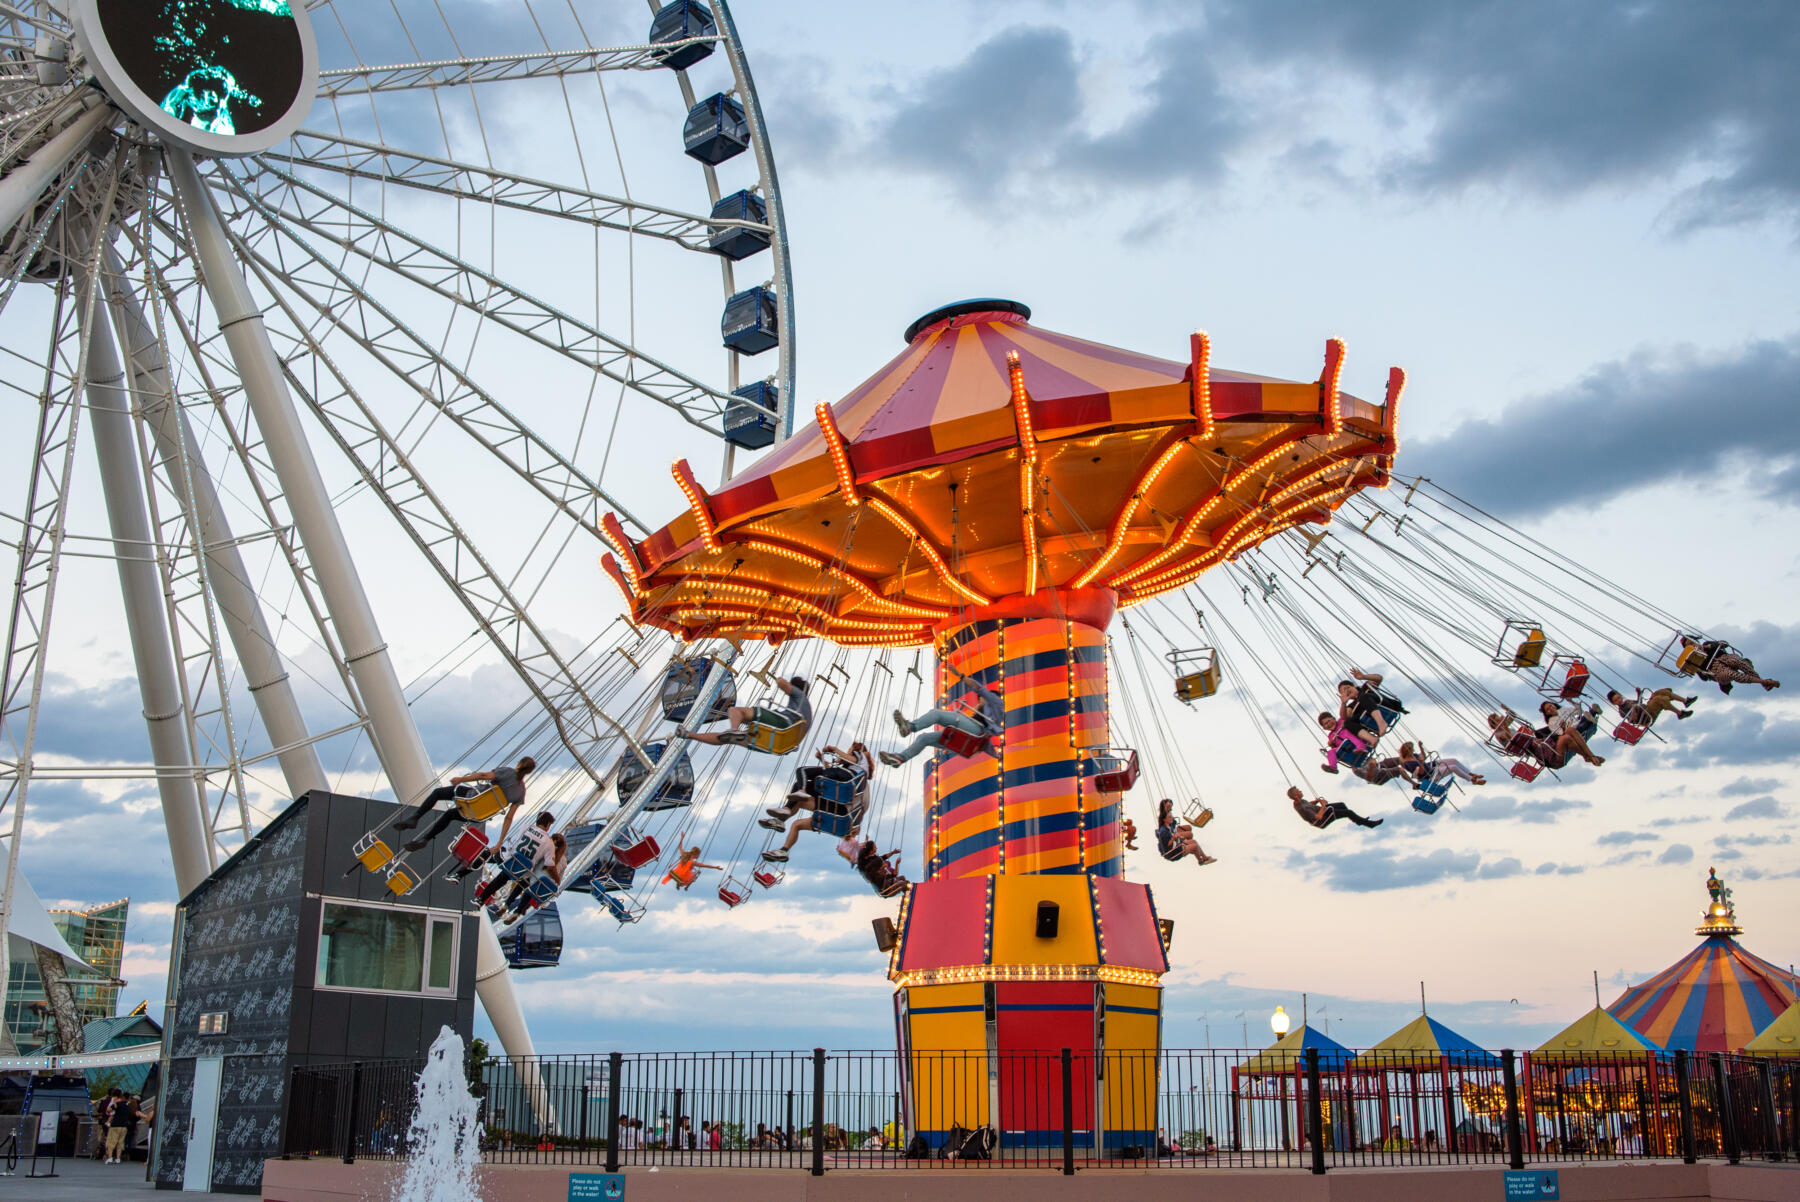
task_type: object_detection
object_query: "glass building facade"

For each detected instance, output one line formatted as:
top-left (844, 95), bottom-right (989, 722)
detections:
top-left (3, 898), bottom-right (129, 1054)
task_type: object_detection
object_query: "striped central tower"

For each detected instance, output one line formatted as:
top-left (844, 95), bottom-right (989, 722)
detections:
top-left (888, 588), bottom-right (1168, 1152)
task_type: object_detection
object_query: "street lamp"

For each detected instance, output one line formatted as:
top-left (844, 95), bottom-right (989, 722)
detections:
top-left (1270, 1005), bottom-right (1291, 1037)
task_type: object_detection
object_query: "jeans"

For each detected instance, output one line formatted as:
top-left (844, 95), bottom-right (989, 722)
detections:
top-left (891, 710), bottom-right (987, 763)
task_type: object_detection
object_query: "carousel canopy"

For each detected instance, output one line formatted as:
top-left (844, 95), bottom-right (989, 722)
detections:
top-left (605, 301), bottom-right (1401, 646)
top-left (1608, 870), bottom-right (1797, 1054)
top-left (1744, 1001), bottom-right (1800, 1058)
top-left (1361, 1014), bottom-right (1500, 1068)
top-left (1236, 1023), bottom-right (1354, 1074)
top-left (1533, 1005), bottom-right (1663, 1060)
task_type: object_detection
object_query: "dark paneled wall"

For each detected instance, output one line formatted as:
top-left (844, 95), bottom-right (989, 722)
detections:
top-left (158, 791), bottom-right (478, 1193)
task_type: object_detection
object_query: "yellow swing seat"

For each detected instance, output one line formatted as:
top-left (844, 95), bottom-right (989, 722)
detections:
top-left (454, 784), bottom-right (509, 822)
top-left (749, 716), bottom-right (806, 756)
top-left (353, 833), bottom-right (395, 874)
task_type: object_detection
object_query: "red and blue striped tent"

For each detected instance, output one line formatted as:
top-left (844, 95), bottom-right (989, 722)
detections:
top-left (1609, 933), bottom-right (1796, 1054)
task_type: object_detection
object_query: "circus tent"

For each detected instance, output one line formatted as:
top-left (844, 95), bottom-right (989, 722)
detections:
top-left (1608, 870), bottom-right (1797, 1054)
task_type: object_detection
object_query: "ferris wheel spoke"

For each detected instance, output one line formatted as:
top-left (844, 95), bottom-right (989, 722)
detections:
top-left (223, 160), bottom-right (743, 432)
top-left (189, 190), bottom-right (652, 536)
top-left (121, 218), bottom-right (374, 737)
top-left (266, 130), bottom-right (766, 252)
top-left (229, 243), bottom-right (643, 793)
top-left (315, 39), bottom-right (719, 98)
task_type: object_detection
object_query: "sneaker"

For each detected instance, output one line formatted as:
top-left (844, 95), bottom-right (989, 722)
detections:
top-left (766, 806), bottom-right (796, 819)
top-left (1684, 696), bottom-right (1699, 705)
top-left (393, 818), bottom-right (417, 831)
top-left (785, 791), bottom-right (813, 806)
top-left (1677, 710), bottom-right (1691, 720)
top-left (878, 751), bottom-right (903, 768)
top-left (757, 817), bottom-right (786, 832)
top-left (1320, 764), bottom-right (1338, 774)
top-left (1195, 854), bottom-right (1218, 866)
top-left (762, 849), bottom-right (789, 862)
top-left (1365, 817), bottom-right (1385, 828)
top-left (892, 709), bottom-right (911, 738)
top-left (404, 839), bottom-right (427, 852)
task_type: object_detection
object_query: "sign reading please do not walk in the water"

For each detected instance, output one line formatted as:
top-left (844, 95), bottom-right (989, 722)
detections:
top-left (1503, 1169), bottom-right (1559, 1200)
top-left (569, 1172), bottom-right (625, 1202)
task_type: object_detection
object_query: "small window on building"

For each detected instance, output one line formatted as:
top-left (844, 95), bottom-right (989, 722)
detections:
top-left (198, 1011), bottom-right (229, 1035)
top-left (318, 902), bottom-right (458, 997)
top-left (427, 918), bottom-right (456, 991)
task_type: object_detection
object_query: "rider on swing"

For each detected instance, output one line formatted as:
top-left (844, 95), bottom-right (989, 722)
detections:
top-left (678, 675), bottom-right (811, 749)
top-left (880, 663), bottom-right (1003, 766)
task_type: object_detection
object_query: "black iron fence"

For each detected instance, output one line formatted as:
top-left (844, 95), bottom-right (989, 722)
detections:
top-left (282, 1046), bottom-right (1800, 1174)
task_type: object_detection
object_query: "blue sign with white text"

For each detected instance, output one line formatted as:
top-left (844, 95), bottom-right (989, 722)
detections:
top-left (1503, 1169), bottom-right (1559, 1200)
top-left (569, 1172), bottom-right (625, 1202)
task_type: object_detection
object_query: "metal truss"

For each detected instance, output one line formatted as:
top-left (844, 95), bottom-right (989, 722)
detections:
top-left (314, 39), bottom-right (720, 98)
top-left (264, 130), bottom-right (768, 254)
top-left (223, 219), bottom-right (643, 795)
top-left (0, 162), bottom-right (116, 1041)
top-left (200, 181), bottom-right (654, 540)
top-left (227, 160), bottom-right (756, 437)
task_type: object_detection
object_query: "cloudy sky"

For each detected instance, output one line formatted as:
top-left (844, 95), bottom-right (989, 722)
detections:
top-left (11, 0), bottom-right (1800, 1056)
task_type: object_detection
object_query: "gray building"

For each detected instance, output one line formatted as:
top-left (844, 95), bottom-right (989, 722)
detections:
top-left (155, 790), bottom-right (479, 1193)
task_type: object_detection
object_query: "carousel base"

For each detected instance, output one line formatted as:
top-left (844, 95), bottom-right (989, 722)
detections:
top-left (260, 1156), bottom-right (1797, 1202)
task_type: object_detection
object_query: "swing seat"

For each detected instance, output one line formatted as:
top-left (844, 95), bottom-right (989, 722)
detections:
top-left (353, 834), bottom-right (395, 873)
top-left (1674, 644), bottom-right (1708, 676)
top-left (877, 874), bottom-right (909, 899)
top-left (1088, 748), bottom-right (1140, 792)
top-left (1174, 667), bottom-right (1221, 702)
top-left (453, 784), bottom-right (509, 822)
top-left (938, 725), bottom-right (990, 758)
top-left (815, 771), bottom-right (864, 807)
top-left (591, 859), bottom-right (637, 892)
top-left (1182, 801), bottom-right (1214, 828)
top-left (1510, 761), bottom-right (1542, 782)
top-left (1418, 775), bottom-right (1452, 801)
top-left (813, 795), bottom-right (859, 838)
top-left (1411, 794), bottom-right (1445, 816)
top-left (1612, 721), bottom-right (1646, 746)
top-left (1169, 648), bottom-right (1221, 702)
top-left (1557, 659), bottom-right (1590, 700)
top-left (749, 715), bottom-right (806, 755)
top-left (1336, 741), bottom-right (1372, 771)
top-left (450, 827), bottom-right (490, 869)
top-left (1512, 630), bottom-right (1547, 668)
top-left (718, 883), bottom-right (747, 907)
top-left (610, 830), bottom-right (660, 868)
top-left (754, 868), bottom-right (783, 889)
top-left (385, 864), bottom-right (419, 896)
top-left (498, 846), bottom-right (536, 881)
top-left (594, 890), bottom-right (641, 924)
top-left (1498, 729), bottom-right (1535, 758)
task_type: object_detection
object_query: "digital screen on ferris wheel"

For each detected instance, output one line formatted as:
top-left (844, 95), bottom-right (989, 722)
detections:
top-left (91, 0), bottom-right (306, 139)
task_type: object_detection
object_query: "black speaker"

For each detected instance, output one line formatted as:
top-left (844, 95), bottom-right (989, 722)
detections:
top-left (1035, 900), bottom-right (1059, 938)
top-left (872, 917), bottom-right (898, 952)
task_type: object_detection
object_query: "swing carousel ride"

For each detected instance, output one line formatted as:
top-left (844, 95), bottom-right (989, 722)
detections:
top-left (0, 0), bottom-right (1782, 1126)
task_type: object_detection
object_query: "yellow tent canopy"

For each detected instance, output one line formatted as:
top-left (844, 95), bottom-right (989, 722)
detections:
top-left (1359, 1014), bottom-right (1499, 1069)
top-left (1235, 1024), bottom-right (1353, 1075)
top-left (1745, 1001), bottom-right (1800, 1058)
top-left (1533, 1006), bottom-right (1663, 1059)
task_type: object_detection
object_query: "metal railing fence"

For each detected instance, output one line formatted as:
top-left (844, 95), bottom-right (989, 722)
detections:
top-left (281, 1046), bottom-right (1799, 1174)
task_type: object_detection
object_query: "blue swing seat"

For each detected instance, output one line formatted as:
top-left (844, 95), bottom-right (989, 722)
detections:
top-left (1412, 776), bottom-right (1451, 815)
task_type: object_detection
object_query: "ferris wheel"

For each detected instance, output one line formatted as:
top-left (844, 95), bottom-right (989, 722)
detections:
top-left (0, 0), bottom-right (793, 1060)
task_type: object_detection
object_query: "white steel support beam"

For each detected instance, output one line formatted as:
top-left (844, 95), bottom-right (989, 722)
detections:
top-left (164, 148), bottom-right (433, 806)
top-left (164, 149), bottom-right (540, 1064)
top-left (0, 99), bottom-right (107, 237)
top-left (77, 281), bottom-right (212, 893)
top-left (100, 246), bottom-right (329, 799)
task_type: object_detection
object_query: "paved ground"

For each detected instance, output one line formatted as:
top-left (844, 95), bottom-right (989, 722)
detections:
top-left (0, 1152), bottom-right (231, 1199)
